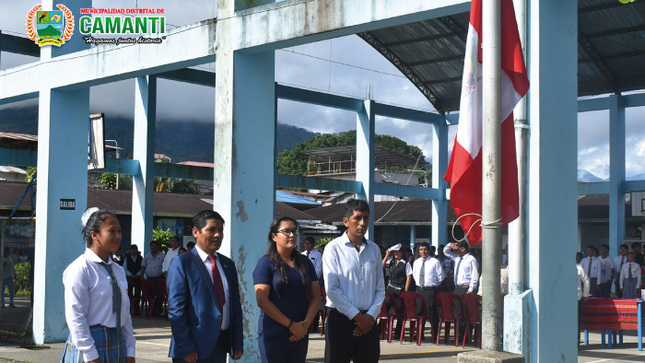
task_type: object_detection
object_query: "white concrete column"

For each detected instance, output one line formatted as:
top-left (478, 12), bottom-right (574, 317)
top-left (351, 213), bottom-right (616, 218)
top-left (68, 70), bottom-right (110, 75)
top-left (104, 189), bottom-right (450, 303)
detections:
top-left (214, 49), bottom-right (276, 362)
top-left (356, 100), bottom-right (376, 238)
top-left (215, 2), bottom-right (276, 358)
top-left (432, 120), bottom-right (448, 247)
top-left (33, 0), bottom-right (91, 344)
top-left (131, 76), bottom-right (157, 257)
top-left (608, 95), bottom-right (626, 257)
top-left (526, 0), bottom-right (578, 361)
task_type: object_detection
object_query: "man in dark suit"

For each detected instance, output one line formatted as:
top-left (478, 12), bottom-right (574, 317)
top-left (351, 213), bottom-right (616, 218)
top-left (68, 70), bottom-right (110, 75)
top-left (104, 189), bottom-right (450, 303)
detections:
top-left (167, 210), bottom-right (244, 363)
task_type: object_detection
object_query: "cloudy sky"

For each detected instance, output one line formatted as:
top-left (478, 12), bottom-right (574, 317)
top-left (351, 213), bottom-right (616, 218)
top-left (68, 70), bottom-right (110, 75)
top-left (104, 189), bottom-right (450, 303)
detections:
top-left (2, 0), bottom-right (644, 180)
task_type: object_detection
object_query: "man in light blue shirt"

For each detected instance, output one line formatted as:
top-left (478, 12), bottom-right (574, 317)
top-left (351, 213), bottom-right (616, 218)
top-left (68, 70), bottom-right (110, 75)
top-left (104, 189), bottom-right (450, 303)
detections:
top-left (322, 199), bottom-right (385, 363)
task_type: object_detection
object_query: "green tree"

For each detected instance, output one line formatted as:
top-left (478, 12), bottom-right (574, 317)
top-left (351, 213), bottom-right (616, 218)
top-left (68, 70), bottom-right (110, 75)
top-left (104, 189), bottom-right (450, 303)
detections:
top-left (152, 227), bottom-right (173, 253)
top-left (100, 173), bottom-right (117, 189)
top-left (25, 167), bottom-right (37, 183)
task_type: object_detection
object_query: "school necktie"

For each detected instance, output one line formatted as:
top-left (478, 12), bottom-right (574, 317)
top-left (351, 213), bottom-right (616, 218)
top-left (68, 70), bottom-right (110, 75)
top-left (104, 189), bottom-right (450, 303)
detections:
top-left (587, 259), bottom-right (591, 276)
top-left (102, 263), bottom-right (122, 343)
top-left (622, 256), bottom-right (625, 272)
top-left (208, 255), bottom-right (226, 310)
top-left (628, 263), bottom-right (633, 279)
top-left (419, 259), bottom-right (426, 286)
top-left (307, 250), bottom-right (310, 258)
top-left (455, 258), bottom-right (463, 285)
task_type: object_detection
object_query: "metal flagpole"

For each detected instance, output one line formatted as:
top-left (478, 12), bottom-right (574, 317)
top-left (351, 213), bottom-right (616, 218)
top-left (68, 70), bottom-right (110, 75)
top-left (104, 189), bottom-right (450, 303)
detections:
top-left (508, 0), bottom-right (528, 297)
top-left (482, 0), bottom-right (503, 351)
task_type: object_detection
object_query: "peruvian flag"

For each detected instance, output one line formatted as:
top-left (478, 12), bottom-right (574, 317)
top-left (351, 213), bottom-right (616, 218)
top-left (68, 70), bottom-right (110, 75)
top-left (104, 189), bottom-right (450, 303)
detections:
top-left (444, 0), bottom-right (529, 244)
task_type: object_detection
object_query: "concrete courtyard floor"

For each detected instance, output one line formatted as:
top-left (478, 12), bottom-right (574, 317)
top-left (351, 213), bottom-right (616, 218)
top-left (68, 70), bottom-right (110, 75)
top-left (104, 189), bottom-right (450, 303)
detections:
top-left (0, 316), bottom-right (644, 362)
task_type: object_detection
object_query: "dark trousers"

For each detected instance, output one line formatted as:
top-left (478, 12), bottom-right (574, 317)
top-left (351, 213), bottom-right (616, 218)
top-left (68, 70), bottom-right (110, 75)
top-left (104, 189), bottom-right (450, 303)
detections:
top-left (324, 308), bottom-right (380, 363)
top-left (598, 280), bottom-right (611, 298)
top-left (614, 275), bottom-right (622, 298)
top-left (589, 278), bottom-right (598, 297)
top-left (172, 329), bottom-right (229, 363)
top-left (577, 299), bottom-right (583, 345)
top-left (259, 331), bottom-right (308, 363)
top-left (415, 286), bottom-right (437, 338)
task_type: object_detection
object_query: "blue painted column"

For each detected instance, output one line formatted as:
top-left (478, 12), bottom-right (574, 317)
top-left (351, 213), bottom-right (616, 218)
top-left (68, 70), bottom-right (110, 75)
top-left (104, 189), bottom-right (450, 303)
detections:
top-left (608, 95), bottom-right (626, 261)
top-left (432, 119), bottom-right (448, 247)
top-left (131, 76), bottom-right (157, 257)
top-left (214, 48), bottom-right (276, 361)
top-left (356, 100), bottom-right (376, 238)
top-left (410, 225), bottom-right (416, 248)
top-left (32, 0), bottom-right (91, 344)
top-left (526, 0), bottom-right (578, 361)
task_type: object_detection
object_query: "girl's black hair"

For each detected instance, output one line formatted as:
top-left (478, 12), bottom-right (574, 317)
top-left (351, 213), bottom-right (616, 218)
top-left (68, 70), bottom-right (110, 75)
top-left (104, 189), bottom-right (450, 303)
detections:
top-left (266, 216), bottom-right (310, 290)
top-left (82, 210), bottom-right (118, 248)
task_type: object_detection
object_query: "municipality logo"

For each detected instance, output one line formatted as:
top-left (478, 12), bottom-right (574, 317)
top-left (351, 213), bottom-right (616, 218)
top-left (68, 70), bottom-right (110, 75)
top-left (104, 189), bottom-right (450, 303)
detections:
top-left (26, 4), bottom-right (75, 47)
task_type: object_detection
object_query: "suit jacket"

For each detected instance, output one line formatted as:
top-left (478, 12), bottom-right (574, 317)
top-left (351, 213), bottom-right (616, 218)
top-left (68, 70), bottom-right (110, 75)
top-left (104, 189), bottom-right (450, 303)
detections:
top-left (167, 248), bottom-right (244, 359)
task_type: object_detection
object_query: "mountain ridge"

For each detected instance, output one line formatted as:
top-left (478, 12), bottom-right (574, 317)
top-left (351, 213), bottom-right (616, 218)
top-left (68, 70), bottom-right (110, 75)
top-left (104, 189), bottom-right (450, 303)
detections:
top-left (0, 106), bottom-right (317, 163)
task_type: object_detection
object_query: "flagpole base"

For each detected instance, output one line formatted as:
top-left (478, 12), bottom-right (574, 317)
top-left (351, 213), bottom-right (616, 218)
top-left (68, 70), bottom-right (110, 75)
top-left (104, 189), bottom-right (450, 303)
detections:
top-left (458, 350), bottom-right (524, 363)
top-left (503, 289), bottom-right (533, 357)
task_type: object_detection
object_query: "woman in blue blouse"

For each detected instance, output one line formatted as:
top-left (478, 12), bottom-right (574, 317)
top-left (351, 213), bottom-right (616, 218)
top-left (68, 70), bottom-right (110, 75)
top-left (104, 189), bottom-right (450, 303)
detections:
top-left (253, 216), bottom-right (320, 363)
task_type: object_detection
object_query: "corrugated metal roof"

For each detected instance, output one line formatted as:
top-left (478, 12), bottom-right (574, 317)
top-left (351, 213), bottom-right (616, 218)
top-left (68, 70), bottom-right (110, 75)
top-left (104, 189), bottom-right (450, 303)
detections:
top-left (360, 0), bottom-right (645, 113)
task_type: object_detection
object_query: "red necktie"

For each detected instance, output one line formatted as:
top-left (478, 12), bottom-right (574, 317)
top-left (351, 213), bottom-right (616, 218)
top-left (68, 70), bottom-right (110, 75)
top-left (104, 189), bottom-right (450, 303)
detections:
top-left (307, 250), bottom-right (310, 257)
top-left (208, 255), bottom-right (226, 310)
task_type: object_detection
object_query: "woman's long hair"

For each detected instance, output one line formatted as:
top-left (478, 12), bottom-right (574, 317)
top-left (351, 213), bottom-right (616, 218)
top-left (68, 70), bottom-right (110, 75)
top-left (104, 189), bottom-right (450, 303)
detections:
top-left (267, 216), bottom-right (310, 291)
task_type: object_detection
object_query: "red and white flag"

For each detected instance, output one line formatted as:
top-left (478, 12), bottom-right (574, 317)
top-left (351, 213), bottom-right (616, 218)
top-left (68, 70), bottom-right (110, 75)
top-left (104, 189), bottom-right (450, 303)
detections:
top-left (444, 0), bottom-right (529, 244)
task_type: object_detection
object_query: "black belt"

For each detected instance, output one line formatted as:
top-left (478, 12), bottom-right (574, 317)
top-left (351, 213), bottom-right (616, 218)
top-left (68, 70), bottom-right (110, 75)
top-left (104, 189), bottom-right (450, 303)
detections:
top-left (418, 286), bottom-right (438, 290)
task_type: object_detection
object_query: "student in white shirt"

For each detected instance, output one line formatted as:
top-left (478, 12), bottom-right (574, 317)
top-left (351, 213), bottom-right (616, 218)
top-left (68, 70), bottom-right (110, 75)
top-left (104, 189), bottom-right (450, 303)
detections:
top-left (620, 252), bottom-right (641, 299)
top-left (61, 208), bottom-right (135, 363)
top-left (322, 199), bottom-right (384, 363)
top-left (596, 244), bottom-right (614, 298)
top-left (406, 242), bottom-right (443, 340)
top-left (443, 242), bottom-right (479, 296)
top-left (614, 244), bottom-right (629, 298)
top-left (581, 245), bottom-right (601, 297)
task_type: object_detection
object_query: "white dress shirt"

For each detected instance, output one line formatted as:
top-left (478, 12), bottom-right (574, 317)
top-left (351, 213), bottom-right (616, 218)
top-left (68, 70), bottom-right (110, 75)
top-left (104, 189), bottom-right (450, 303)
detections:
top-left (620, 262), bottom-right (642, 289)
top-left (63, 249), bottom-right (135, 362)
top-left (408, 256), bottom-right (444, 287)
top-left (577, 264), bottom-right (591, 301)
top-left (443, 245), bottom-right (479, 293)
top-left (581, 257), bottom-right (600, 280)
top-left (614, 255), bottom-right (627, 278)
top-left (162, 247), bottom-right (180, 274)
top-left (142, 251), bottom-right (165, 278)
top-left (194, 245), bottom-right (230, 330)
top-left (322, 232), bottom-right (385, 321)
top-left (302, 248), bottom-right (323, 279)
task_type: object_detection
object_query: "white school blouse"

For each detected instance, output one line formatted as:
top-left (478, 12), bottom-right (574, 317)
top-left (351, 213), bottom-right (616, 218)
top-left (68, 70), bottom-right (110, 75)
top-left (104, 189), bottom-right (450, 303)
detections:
top-left (63, 249), bottom-right (135, 362)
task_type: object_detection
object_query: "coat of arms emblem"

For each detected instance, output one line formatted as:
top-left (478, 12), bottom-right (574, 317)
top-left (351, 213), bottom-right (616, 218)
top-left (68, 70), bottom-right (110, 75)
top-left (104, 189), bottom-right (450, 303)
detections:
top-left (26, 4), bottom-right (74, 47)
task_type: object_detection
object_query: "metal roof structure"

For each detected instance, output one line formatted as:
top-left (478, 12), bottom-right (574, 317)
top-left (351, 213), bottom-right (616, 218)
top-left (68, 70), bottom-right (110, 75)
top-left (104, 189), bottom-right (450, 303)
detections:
top-left (358, 0), bottom-right (645, 113)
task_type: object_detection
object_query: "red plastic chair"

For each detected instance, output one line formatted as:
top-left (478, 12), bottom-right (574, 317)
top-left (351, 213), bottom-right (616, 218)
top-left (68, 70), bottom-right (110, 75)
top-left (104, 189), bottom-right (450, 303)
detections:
top-left (379, 292), bottom-right (403, 343)
top-left (399, 291), bottom-right (428, 346)
top-left (435, 292), bottom-right (463, 346)
top-left (139, 279), bottom-right (157, 318)
top-left (461, 294), bottom-right (482, 348)
top-left (319, 286), bottom-right (329, 336)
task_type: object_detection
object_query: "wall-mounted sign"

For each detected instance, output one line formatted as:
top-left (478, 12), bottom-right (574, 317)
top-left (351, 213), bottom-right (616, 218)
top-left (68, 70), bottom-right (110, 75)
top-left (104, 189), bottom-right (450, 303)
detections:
top-left (60, 199), bottom-right (76, 210)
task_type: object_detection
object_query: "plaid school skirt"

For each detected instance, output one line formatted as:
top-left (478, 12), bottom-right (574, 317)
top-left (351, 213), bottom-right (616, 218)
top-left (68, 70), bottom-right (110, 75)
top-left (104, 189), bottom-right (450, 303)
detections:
top-left (623, 277), bottom-right (639, 299)
top-left (60, 325), bottom-right (127, 363)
